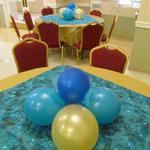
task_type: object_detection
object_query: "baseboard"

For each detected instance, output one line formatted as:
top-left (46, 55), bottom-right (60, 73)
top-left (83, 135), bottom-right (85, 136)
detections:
top-left (136, 21), bottom-right (150, 29)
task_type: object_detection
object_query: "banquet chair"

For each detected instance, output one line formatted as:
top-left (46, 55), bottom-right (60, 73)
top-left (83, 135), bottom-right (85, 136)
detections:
top-left (89, 9), bottom-right (103, 18)
top-left (41, 6), bottom-right (54, 16)
top-left (37, 21), bottom-right (65, 64)
top-left (90, 44), bottom-right (128, 73)
top-left (10, 15), bottom-right (39, 41)
top-left (101, 15), bottom-right (118, 44)
top-left (23, 10), bottom-right (37, 33)
top-left (73, 23), bottom-right (104, 65)
top-left (12, 38), bottom-right (48, 72)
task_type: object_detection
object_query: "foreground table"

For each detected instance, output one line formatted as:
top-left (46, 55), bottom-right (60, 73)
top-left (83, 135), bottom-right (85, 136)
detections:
top-left (0, 66), bottom-right (149, 96)
top-left (0, 66), bottom-right (150, 150)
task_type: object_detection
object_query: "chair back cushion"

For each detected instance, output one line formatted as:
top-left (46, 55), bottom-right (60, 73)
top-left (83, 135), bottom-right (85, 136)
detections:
top-left (82, 23), bottom-right (103, 50)
top-left (38, 22), bottom-right (60, 48)
top-left (10, 15), bottom-right (21, 38)
top-left (90, 9), bottom-right (103, 17)
top-left (23, 10), bottom-right (34, 31)
top-left (13, 39), bottom-right (48, 72)
top-left (91, 47), bottom-right (127, 73)
top-left (41, 7), bottom-right (54, 16)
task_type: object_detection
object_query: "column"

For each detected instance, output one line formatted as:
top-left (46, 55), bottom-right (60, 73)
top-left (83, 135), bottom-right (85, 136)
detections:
top-left (129, 0), bottom-right (150, 72)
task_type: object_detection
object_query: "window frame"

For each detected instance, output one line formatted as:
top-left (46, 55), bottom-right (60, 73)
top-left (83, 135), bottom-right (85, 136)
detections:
top-left (117, 0), bottom-right (141, 8)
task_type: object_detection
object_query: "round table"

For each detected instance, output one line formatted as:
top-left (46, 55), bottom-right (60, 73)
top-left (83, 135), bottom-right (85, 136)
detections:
top-left (0, 66), bottom-right (149, 97)
top-left (0, 65), bottom-right (150, 150)
top-left (34, 15), bottom-right (104, 46)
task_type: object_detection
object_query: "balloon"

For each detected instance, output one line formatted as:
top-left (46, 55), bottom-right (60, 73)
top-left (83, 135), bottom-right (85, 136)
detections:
top-left (57, 67), bottom-right (90, 103)
top-left (67, 2), bottom-right (76, 11)
top-left (63, 8), bottom-right (74, 21)
top-left (24, 87), bottom-right (66, 126)
top-left (74, 8), bottom-right (85, 19)
top-left (52, 104), bottom-right (99, 150)
top-left (59, 7), bottom-right (65, 18)
top-left (81, 87), bottom-right (121, 125)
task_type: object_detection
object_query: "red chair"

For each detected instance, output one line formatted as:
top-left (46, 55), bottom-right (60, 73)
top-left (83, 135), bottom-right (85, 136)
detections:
top-left (37, 21), bottom-right (65, 64)
top-left (89, 9), bottom-right (103, 18)
top-left (10, 15), bottom-right (39, 41)
top-left (73, 23), bottom-right (103, 64)
top-left (101, 15), bottom-right (118, 44)
top-left (12, 38), bottom-right (48, 72)
top-left (41, 6), bottom-right (54, 16)
top-left (90, 44), bottom-right (128, 73)
top-left (23, 10), bottom-right (33, 32)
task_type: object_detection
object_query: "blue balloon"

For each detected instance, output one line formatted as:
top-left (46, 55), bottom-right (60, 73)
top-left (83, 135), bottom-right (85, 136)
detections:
top-left (24, 87), bottom-right (66, 126)
top-left (68, 2), bottom-right (76, 11)
top-left (81, 87), bottom-right (121, 124)
top-left (63, 8), bottom-right (74, 21)
top-left (57, 67), bottom-right (90, 103)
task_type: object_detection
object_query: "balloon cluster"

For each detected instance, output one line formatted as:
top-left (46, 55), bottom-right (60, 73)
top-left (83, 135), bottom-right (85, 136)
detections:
top-left (24, 67), bottom-right (121, 150)
top-left (59, 2), bottom-right (85, 20)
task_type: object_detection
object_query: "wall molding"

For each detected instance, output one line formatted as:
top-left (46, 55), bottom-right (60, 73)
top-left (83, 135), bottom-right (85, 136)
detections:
top-left (136, 21), bottom-right (150, 29)
top-left (47, 2), bottom-right (90, 9)
top-left (47, 3), bottom-right (66, 9)
top-left (77, 3), bottom-right (90, 7)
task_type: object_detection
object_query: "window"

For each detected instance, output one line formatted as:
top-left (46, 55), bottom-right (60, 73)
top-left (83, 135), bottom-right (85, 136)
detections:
top-left (118, 0), bottom-right (141, 8)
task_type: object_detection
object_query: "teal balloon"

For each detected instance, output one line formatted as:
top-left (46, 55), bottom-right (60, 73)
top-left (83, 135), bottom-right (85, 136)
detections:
top-left (63, 8), bottom-right (74, 21)
top-left (24, 87), bottom-right (66, 126)
top-left (81, 87), bottom-right (121, 125)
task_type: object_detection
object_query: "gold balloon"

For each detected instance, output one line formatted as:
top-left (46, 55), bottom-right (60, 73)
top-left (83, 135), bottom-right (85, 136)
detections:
top-left (59, 7), bottom-right (65, 18)
top-left (74, 8), bottom-right (85, 19)
top-left (52, 104), bottom-right (99, 150)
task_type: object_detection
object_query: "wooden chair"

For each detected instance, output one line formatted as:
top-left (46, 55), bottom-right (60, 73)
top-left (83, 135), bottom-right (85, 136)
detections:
top-left (37, 21), bottom-right (65, 64)
top-left (73, 23), bottom-right (104, 65)
top-left (12, 38), bottom-right (48, 72)
top-left (90, 44), bottom-right (128, 73)
top-left (41, 6), bottom-right (54, 16)
top-left (89, 9), bottom-right (103, 18)
top-left (101, 15), bottom-right (118, 44)
top-left (10, 15), bottom-right (39, 41)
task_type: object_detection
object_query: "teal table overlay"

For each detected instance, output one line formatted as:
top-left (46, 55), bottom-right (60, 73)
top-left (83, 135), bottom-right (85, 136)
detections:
top-left (0, 66), bottom-right (150, 150)
top-left (40, 15), bottom-right (100, 25)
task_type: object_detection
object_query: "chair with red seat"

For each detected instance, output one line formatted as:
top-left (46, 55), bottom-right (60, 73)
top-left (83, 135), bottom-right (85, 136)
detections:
top-left (23, 10), bottom-right (33, 32)
top-left (90, 44), bottom-right (128, 73)
top-left (12, 38), bottom-right (48, 72)
top-left (10, 15), bottom-right (39, 41)
top-left (41, 6), bottom-right (54, 16)
top-left (37, 21), bottom-right (65, 64)
top-left (89, 9), bottom-right (103, 18)
top-left (101, 15), bottom-right (118, 44)
top-left (73, 22), bottom-right (103, 64)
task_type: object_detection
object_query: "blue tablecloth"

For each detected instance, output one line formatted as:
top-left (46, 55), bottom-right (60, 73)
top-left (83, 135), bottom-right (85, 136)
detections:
top-left (40, 15), bottom-right (100, 25)
top-left (0, 66), bottom-right (150, 150)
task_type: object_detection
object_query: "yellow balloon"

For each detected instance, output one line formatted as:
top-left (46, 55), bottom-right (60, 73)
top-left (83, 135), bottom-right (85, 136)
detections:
top-left (52, 104), bottom-right (99, 150)
top-left (59, 7), bottom-right (65, 18)
top-left (74, 8), bottom-right (85, 19)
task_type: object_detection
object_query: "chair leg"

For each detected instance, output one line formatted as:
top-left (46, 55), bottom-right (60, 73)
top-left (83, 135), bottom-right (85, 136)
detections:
top-left (61, 45), bottom-right (64, 65)
top-left (71, 49), bottom-right (74, 60)
top-left (76, 50), bottom-right (80, 65)
top-left (81, 51), bottom-right (84, 60)
top-left (64, 44), bottom-right (67, 57)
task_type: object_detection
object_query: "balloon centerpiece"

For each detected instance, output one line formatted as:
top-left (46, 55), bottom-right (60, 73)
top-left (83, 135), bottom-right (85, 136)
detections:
top-left (24, 66), bottom-right (121, 150)
top-left (59, 2), bottom-right (85, 20)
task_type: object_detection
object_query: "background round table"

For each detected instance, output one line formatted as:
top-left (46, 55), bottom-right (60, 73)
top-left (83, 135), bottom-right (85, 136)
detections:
top-left (34, 15), bottom-right (104, 46)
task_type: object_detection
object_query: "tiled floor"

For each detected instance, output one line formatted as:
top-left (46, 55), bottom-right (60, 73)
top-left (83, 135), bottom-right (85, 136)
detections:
top-left (0, 27), bottom-right (150, 85)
